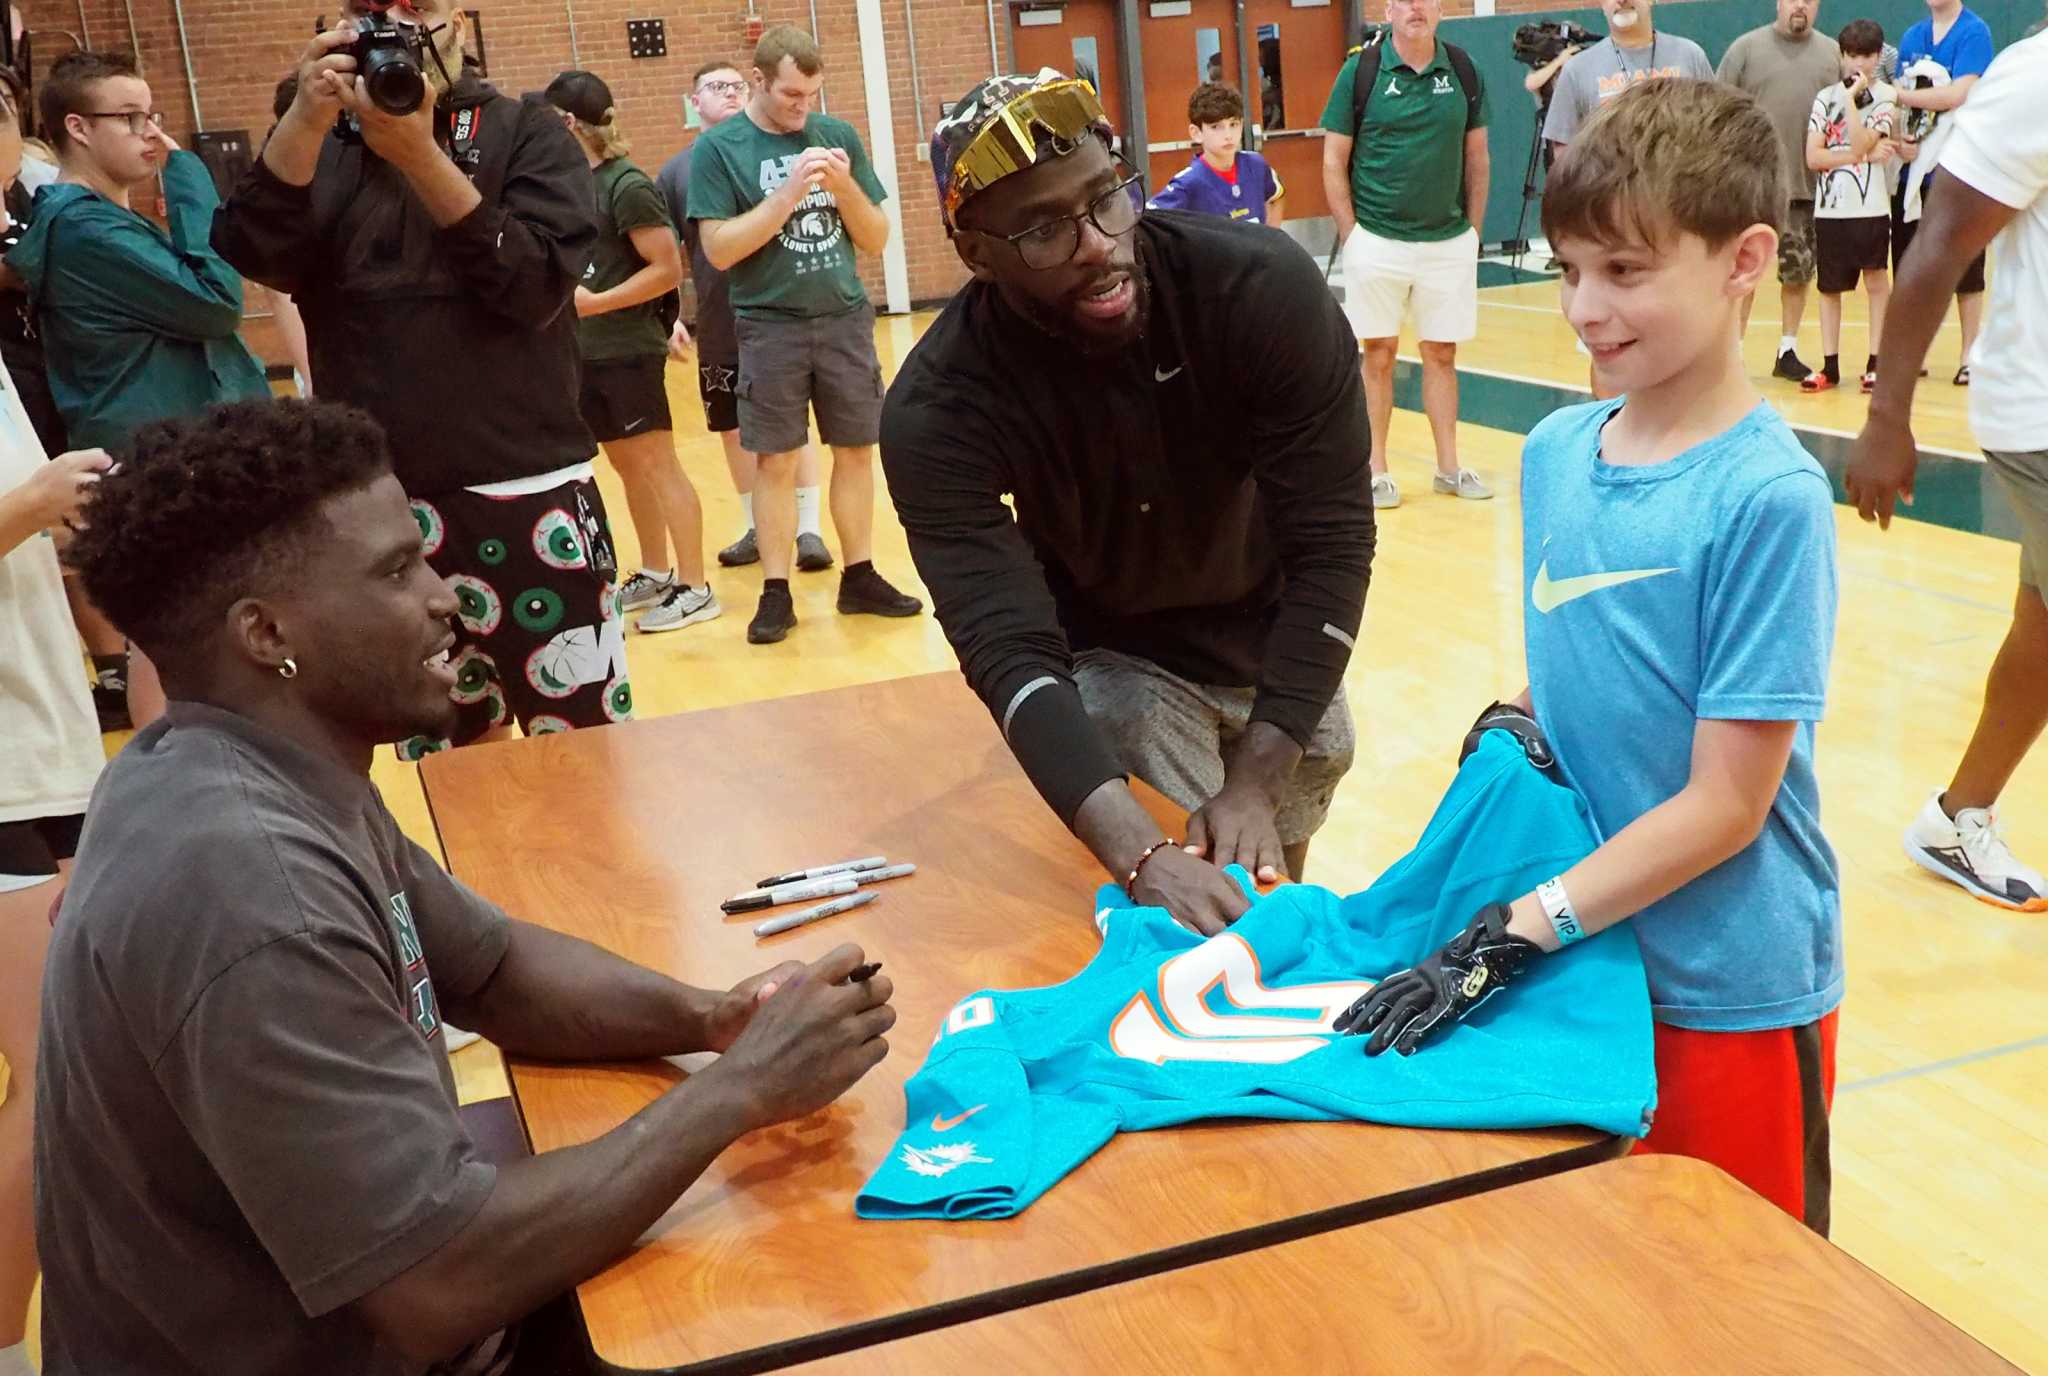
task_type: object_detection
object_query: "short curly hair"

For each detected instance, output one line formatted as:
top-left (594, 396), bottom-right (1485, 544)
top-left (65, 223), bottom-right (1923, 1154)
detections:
top-left (1188, 82), bottom-right (1243, 127)
top-left (69, 400), bottom-right (395, 666)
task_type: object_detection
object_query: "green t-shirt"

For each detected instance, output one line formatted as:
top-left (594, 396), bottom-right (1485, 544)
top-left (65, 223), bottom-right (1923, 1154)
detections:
top-left (685, 110), bottom-right (888, 320)
top-left (1319, 44), bottom-right (1489, 243)
top-left (578, 158), bottom-right (676, 361)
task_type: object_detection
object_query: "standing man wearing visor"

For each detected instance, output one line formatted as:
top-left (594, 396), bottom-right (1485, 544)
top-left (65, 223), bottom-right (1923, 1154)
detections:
top-left (880, 73), bottom-right (1375, 936)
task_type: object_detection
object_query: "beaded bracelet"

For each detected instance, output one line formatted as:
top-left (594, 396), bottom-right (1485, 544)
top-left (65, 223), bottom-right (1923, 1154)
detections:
top-left (1125, 838), bottom-right (1182, 898)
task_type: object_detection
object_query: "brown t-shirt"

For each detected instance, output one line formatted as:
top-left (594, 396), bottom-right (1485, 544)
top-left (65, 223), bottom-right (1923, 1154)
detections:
top-left (34, 704), bottom-right (513, 1375)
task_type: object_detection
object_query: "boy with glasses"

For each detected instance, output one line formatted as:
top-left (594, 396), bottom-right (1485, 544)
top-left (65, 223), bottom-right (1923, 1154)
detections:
top-left (10, 52), bottom-right (267, 450)
top-left (881, 71), bottom-right (1375, 938)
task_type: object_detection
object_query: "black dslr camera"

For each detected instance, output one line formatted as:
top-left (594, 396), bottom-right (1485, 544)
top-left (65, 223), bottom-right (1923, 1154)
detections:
top-left (348, 2), bottom-right (431, 115)
top-left (1513, 19), bottom-right (1599, 69)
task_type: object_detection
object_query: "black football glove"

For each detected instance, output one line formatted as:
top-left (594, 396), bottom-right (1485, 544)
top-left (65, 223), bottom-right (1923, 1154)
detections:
top-left (1460, 701), bottom-right (1556, 774)
top-left (1334, 903), bottom-right (1543, 1056)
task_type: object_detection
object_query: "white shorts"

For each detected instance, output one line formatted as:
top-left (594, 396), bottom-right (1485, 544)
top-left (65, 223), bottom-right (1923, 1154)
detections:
top-left (1340, 226), bottom-right (1479, 343)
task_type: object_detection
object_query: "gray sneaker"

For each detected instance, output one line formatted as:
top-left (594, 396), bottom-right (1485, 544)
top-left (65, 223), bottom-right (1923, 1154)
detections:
top-left (1371, 473), bottom-right (1401, 509)
top-left (795, 531), bottom-right (835, 572)
top-left (618, 569), bottom-right (677, 612)
top-left (637, 583), bottom-right (722, 634)
top-left (717, 528), bottom-right (759, 567)
top-left (1433, 468), bottom-right (1493, 501)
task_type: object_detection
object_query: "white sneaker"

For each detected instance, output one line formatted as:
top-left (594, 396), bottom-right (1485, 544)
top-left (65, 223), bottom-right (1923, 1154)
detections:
top-left (1903, 791), bottom-right (2048, 911)
top-left (1433, 468), bottom-right (1494, 500)
top-left (1371, 473), bottom-right (1401, 509)
top-left (637, 583), bottom-right (722, 634)
top-left (618, 569), bottom-right (677, 613)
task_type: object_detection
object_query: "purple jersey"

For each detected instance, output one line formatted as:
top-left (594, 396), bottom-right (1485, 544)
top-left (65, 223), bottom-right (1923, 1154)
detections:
top-left (1147, 151), bottom-right (1283, 224)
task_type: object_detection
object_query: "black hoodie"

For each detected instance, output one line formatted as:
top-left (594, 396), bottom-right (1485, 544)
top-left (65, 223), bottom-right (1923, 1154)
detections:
top-left (214, 75), bottom-right (598, 494)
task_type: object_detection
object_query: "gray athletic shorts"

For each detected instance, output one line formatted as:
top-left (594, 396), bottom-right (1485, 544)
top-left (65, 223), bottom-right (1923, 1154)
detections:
top-left (734, 301), bottom-right (885, 455)
top-left (1073, 647), bottom-right (1356, 846)
top-left (1983, 449), bottom-right (2048, 601)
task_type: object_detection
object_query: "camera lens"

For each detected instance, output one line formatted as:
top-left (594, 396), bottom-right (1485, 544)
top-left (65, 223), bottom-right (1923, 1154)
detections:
top-left (362, 43), bottom-right (427, 114)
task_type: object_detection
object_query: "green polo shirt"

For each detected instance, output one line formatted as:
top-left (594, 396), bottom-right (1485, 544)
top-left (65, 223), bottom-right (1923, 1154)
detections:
top-left (1319, 43), bottom-right (1488, 243)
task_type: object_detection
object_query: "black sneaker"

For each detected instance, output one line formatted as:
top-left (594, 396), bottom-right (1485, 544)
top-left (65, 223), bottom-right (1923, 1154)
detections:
top-left (717, 528), bottom-right (759, 567)
top-left (795, 532), bottom-right (835, 572)
top-left (1771, 348), bottom-right (1810, 382)
top-left (836, 568), bottom-right (924, 618)
top-left (747, 583), bottom-right (797, 644)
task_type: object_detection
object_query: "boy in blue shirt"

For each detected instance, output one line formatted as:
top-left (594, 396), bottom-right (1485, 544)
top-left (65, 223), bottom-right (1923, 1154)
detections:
top-left (1338, 80), bottom-right (1843, 1233)
top-left (1146, 83), bottom-right (1284, 225)
top-left (1892, 0), bottom-right (1995, 381)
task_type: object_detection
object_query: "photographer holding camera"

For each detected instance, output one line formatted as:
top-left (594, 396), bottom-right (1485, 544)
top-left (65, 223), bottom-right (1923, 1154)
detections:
top-left (215, 1), bottom-right (628, 756)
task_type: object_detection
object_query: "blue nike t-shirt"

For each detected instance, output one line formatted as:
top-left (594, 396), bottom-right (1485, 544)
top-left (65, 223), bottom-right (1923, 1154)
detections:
top-left (1146, 151), bottom-right (1283, 223)
top-left (1898, 8), bottom-right (1995, 197)
top-left (1520, 399), bottom-right (1843, 1032)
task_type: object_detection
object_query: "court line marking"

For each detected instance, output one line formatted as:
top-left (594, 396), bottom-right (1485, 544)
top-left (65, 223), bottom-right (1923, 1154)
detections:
top-left (1409, 356), bottom-right (1983, 465)
top-left (1839, 1032), bottom-right (2048, 1093)
top-left (1843, 569), bottom-right (2013, 615)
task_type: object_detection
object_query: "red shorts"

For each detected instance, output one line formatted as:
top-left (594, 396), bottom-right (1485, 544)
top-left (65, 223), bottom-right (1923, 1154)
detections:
top-left (1632, 1011), bottom-right (1839, 1234)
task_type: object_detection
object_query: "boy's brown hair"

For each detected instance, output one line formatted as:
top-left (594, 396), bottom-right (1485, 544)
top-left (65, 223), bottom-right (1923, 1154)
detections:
top-left (1837, 19), bottom-right (1884, 56)
top-left (1188, 82), bottom-right (1243, 127)
top-left (1542, 79), bottom-right (1782, 252)
top-left (694, 57), bottom-right (744, 86)
top-left (755, 26), bottom-right (823, 78)
top-left (41, 51), bottom-right (141, 154)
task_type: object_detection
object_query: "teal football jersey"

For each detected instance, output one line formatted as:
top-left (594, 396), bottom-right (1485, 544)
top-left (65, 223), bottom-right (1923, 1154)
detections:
top-left (856, 731), bottom-right (1657, 1220)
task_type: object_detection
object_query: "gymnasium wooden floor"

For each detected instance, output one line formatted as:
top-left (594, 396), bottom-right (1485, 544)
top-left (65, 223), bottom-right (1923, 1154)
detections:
top-left (382, 303), bottom-right (2045, 1371)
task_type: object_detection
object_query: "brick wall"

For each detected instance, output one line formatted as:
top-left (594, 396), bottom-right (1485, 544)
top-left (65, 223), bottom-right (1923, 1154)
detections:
top-left (64, 0), bottom-right (1001, 304)
top-left (55, 0), bottom-right (1689, 310)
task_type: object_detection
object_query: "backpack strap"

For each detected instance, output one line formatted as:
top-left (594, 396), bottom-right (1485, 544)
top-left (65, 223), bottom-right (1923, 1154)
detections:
top-left (1348, 40), bottom-right (1384, 138)
top-left (1444, 41), bottom-right (1483, 128)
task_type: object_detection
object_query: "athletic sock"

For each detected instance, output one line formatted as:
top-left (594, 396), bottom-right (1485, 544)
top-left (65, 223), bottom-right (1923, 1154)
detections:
top-left (1778, 334), bottom-right (1798, 356)
top-left (1865, 353), bottom-right (1879, 374)
top-left (738, 491), bottom-right (754, 529)
top-left (1823, 354), bottom-right (1840, 384)
top-left (640, 566), bottom-right (673, 582)
top-left (795, 484), bottom-right (823, 538)
top-left (762, 576), bottom-right (790, 598)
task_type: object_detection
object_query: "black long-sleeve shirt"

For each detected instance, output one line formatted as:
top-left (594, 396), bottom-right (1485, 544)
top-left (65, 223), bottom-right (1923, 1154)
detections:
top-left (213, 77), bottom-right (598, 495)
top-left (880, 212), bottom-right (1375, 826)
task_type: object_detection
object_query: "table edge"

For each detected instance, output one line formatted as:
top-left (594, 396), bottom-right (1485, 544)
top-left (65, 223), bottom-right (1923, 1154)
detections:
top-left (577, 1130), bottom-right (1629, 1375)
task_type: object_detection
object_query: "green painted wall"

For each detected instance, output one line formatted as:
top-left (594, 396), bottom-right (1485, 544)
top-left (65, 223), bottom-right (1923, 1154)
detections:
top-left (1442, 0), bottom-right (2043, 246)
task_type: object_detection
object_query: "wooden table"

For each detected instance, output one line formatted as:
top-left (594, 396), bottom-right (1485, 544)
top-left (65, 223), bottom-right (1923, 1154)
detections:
top-left (783, 1156), bottom-right (2022, 1375)
top-left (421, 673), bottom-right (1618, 1373)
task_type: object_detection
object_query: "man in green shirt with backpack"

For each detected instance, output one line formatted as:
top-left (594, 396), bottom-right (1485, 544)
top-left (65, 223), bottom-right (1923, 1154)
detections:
top-left (1321, 2), bottom-right (1492, 511)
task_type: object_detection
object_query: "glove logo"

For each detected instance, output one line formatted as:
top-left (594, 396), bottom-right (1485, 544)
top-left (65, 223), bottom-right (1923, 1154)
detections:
top-left (1460, 966), bottom-right (1489, 998)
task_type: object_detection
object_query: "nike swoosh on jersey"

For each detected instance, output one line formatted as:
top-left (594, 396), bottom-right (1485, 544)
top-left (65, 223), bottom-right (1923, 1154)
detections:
top-left (930, 1104), bottom-right (988, 1132)
top-left (1529, 560), bottom-right (1677, 614)
top-left (1155, 365), bottom-right (1184, 382)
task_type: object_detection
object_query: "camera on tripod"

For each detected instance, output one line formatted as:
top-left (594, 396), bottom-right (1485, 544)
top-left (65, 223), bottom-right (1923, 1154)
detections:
top-left (1513, 20), bottom-right (1599, 69)
top-left (349, 2), bottom-right (431, 115)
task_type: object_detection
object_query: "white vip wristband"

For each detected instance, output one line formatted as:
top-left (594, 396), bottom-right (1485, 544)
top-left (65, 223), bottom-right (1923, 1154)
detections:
top-left (1537, 876), bottom-right (1587, 947)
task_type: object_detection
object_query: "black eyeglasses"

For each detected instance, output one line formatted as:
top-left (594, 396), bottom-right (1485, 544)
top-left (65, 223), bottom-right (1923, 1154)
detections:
top-left (81, 110), bottom-right (164, 135)
top-left (976, 171), bottom-right (1146, 270)
top-left (697, 78), bottom-right (747, 96)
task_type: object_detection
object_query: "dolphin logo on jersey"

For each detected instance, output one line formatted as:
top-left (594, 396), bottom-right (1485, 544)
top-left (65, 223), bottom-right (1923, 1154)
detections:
top-left (899, 1142), bottom-right (993, 1178)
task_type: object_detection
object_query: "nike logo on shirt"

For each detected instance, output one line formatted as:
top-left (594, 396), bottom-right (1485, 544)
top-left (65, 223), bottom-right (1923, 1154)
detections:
top-left (1155, 365), bottom-right (1184, 383)
top-left (930, 1104), bottom-right (988, 1132)
top-left (1529, 560), bottom-right (1677, 614)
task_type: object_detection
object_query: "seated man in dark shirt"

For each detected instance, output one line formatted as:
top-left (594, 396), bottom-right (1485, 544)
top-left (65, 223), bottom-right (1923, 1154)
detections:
top-left (37, 399), bottom-right (895, 1376)
top-left (882, 73), bottom-right (1375, 936)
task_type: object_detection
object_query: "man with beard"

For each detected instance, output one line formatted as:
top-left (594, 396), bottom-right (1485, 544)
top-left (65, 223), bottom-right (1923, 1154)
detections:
top-left (1719, 0), bottom-right (1842, 383)
top-left (36, 399), bottom-right (896, 1375)
top-left (879, 73), bottom-right (1375, 936)
top-left (214, 1), bottom-right (628, 757)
